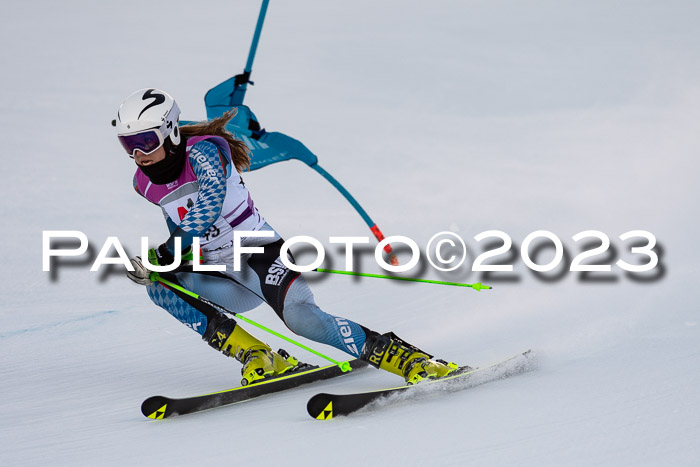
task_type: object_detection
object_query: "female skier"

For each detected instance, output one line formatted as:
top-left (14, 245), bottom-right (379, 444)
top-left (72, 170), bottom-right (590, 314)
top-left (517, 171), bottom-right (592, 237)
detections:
top-left (116, 88), bottom-right (459, 385)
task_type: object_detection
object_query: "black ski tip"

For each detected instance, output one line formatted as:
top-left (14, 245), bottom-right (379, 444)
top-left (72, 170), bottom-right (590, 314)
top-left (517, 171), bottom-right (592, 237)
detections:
top-left (141, 396), bottom-right (173, 420)
top-left (307, 393), bottom-right (335, 420)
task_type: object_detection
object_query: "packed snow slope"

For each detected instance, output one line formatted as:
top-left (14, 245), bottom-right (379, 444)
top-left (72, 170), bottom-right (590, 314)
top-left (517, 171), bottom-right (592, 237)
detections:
top-left (2, 1), bottom-right (699, 465)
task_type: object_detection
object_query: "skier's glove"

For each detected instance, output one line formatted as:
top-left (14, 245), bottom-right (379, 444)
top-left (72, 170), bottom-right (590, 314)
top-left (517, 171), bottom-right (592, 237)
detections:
top-left (126, 256), bottom-right (152, 285)
top-left (125, 244), bottom-right (174, 286)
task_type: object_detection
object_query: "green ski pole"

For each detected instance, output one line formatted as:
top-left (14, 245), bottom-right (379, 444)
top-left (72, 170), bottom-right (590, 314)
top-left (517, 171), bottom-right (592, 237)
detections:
top-left (315, 268), bottom-right (492, 291)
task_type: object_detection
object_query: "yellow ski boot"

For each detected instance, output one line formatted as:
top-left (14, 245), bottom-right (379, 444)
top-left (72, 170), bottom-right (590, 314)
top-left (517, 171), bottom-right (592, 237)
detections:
top-left (203, 315), bottom-right (301, 385)
top-left (361, 332), bottom-right (462, 385)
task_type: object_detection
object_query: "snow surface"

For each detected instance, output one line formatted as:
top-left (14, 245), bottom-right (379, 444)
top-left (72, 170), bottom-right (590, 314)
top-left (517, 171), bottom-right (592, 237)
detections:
top-left (2, 0), bottom-right (699, 465)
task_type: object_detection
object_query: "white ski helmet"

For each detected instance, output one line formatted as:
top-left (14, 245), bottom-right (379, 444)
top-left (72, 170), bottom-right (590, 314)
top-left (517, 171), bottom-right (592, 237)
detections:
top-left (115, 88), bottom-right (181, 156)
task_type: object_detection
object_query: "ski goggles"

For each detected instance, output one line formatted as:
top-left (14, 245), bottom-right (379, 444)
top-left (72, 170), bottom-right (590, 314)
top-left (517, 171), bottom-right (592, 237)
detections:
top-left (117, 129), bottom-right (164, 158)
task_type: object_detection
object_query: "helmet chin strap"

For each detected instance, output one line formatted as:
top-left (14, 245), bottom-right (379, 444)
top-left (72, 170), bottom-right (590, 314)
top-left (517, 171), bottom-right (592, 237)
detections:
top-left (163, 139), bottom-right (174, 156)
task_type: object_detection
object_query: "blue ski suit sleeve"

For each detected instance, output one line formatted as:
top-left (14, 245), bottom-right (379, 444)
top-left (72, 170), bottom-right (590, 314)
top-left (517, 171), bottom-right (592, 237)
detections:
top-left (164, 141), bottom-right (227, 254)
